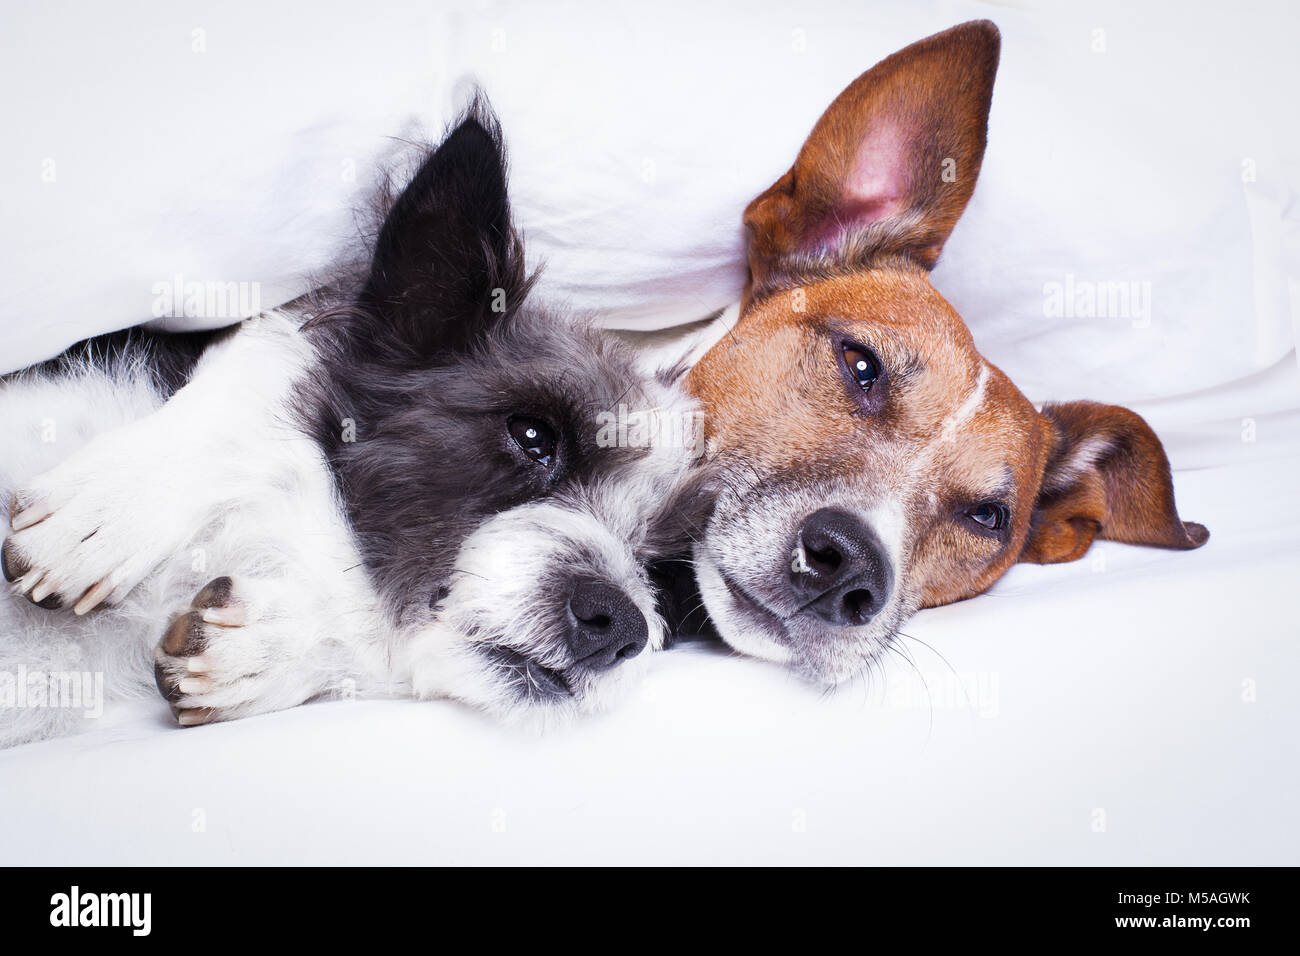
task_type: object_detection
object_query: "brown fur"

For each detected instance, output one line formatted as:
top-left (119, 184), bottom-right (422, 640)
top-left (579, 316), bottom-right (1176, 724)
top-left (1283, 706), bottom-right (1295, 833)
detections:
top-left (687, 21), bottom-right (1206, 642)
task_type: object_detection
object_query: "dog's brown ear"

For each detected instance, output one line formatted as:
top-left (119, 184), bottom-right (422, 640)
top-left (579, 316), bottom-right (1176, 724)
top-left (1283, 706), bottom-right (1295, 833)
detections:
top-left (744, 20), bottom-right (1000, 302)
top-left (1020, 401), bottom-right (1209, 565)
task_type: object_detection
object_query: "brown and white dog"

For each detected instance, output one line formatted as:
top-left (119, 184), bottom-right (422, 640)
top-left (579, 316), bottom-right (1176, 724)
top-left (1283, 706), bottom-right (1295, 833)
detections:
top-left (675, 21), bottom-right (1208, 684)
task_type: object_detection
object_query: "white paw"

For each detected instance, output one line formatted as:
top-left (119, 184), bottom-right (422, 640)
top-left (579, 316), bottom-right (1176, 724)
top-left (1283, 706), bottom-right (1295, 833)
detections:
top-left (153, 575), bottom-right (327, 726)
top-left (2, 425), bottom-right (202, 613)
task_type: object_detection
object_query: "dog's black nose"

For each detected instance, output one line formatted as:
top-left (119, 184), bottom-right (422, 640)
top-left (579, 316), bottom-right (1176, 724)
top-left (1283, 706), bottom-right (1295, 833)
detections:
top-left (567, 580), bottom-right (649, 670)
top-left (790, 508), bottom-right (893, 627)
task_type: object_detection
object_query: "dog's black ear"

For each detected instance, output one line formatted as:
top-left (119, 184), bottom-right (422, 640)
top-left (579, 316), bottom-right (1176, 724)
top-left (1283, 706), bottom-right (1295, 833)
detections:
top-left (360, 96), bottom-right (529, 361)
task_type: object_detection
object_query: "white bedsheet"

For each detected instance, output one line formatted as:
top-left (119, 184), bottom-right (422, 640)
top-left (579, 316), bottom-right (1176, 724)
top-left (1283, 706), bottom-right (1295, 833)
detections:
top-left (2, 440), bottom-right (1295, 865)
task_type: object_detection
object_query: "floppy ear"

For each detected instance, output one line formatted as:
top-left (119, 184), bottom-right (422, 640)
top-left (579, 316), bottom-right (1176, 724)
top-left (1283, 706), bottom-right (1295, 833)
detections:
top-left (1021, 401), bottom-right (1209, 564)
top-left (359, 96), bottom-right (529, 362)
top-left (744, 20), bottom-right (1000, 302)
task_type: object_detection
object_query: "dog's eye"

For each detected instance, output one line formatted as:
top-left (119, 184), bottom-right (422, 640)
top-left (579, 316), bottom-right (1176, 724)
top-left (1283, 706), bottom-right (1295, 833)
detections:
top-left (967, 502), bottom-right (1009, 532)
top-left (507, 415), bottom-right (557, 467)
top-left (843, 344), bottom-right (880, 391)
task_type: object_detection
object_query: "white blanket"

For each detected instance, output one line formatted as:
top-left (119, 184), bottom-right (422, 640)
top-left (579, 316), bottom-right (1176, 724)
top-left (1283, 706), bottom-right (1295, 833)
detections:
top-left (1, 447), bottom-right (1295, 865)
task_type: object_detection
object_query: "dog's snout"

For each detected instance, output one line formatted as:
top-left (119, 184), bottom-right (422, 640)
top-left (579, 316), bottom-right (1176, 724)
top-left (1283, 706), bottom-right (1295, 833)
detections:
top-left (791, 508), bottom-right (893, 627)
top-left (567, 580), bottom-right (649, 670)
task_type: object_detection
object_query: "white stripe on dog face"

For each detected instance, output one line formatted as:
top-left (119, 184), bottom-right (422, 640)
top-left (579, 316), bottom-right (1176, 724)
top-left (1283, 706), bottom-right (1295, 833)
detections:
top-left (942, 363), bottom-right (989, 440)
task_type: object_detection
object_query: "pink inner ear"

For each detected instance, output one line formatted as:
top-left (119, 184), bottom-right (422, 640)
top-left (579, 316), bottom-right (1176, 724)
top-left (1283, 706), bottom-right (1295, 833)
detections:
top-left (805, 121), bottom-right (910, 253)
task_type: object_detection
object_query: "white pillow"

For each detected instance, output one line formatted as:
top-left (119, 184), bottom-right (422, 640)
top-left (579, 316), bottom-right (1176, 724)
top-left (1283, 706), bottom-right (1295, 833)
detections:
top-left (460, 0), bottom-right (1298, 411)
top-left (2, 0), bottom-right (1295, 426)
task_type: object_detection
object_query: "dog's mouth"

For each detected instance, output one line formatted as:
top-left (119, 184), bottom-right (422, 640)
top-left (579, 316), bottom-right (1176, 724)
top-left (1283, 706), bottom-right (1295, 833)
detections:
top-left (480, 645), bottom-right (573, 701)
top-left (720, 572), bottom-right (789, 636)
top-left (687, 545), bottom-right (795, 667)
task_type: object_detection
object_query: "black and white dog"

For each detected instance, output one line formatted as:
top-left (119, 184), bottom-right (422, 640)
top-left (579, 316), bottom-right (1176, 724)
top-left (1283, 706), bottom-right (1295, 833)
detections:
top-left (0, 101), bottom-right (698, 747)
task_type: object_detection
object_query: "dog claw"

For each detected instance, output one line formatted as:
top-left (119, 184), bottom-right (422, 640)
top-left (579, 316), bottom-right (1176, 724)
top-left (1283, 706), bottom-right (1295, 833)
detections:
top-left (29, 576), bottom-right (56, 604)
top-left (178, 677), bottom-right (213, 695)
top-left (201, 604), bottom-right (246, 627)
top-left (175, 707), bottom-right (214, 727)
top-left (73, 576), bottom-right (115, 616)
top-left (10, 500), bottom-right (53, 532)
